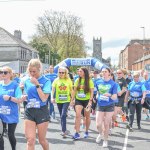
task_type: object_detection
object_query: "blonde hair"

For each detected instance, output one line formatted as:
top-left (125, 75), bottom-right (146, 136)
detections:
top-left (27, 59), bottom-right (42, 73)
top-left (2, 66), bottom-right (13, 80)
top-left (58, 67), bottom-right (69, 79)
top-left (133, 72), bottom-right (140, 77)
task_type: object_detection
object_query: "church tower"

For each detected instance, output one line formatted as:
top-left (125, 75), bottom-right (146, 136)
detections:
top-left (93, 37), bottom-right (102, 61)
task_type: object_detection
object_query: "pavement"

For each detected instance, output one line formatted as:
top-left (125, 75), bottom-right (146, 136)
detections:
top-left (4, 105), bottom-right (150, 150)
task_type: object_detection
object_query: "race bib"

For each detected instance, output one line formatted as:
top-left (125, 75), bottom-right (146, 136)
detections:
top-left (100, 95), bottom-right (109, 102)
top-left (59, 94), bottom-right (68, 101)
top-left (94, 87), bottom-right (97, 92)
top-left (0, 106), bottom-right (11, 115)
top-left (131, 92), bottom-right (140, 97)
top-left (78, 93), bottom-right (86, 98)
top-left (146, 90), bottom-right (150, 94)
top-left (27, 98), bottom-right (40, 108)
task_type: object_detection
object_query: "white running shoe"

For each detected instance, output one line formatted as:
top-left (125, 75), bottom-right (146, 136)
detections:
top-left (102, 140), bottom-right (108, 148)
top-left (96, 134), bottom-right (101, 143)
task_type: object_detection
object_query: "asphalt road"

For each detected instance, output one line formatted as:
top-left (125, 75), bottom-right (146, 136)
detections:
top-left (4, 105), bottom-right (150, 150)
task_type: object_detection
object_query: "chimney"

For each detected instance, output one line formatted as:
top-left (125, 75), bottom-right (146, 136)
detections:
top-left (14, 30), bottom-right (22, 40)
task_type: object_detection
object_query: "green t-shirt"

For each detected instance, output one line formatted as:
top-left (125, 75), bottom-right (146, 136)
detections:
top-left (52, 78), bottom-right (72, 103)
top-left (74, 78), bottom-right (94, 100)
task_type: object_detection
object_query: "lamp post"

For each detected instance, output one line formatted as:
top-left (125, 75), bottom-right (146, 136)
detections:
top-left (141, 27), bottom-right (145, 69)
top-left (49, 49), bottom-right (51, 65)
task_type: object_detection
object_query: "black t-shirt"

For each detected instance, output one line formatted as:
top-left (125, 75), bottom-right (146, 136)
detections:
top-left (116, 77), bottom-right (127, 98)
top-left (126, 78), bottom-right (132, 85)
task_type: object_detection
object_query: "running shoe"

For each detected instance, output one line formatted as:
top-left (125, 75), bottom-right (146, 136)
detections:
top-left (102, 140), bottom-right (108, 148)
top-left (121, 114), bottom-right (126, 122)
top-left (126, 125), bottom-right (133, 132)
top-left (84, 131), bottom-right (89, 138)
top-left (60, 132), bottom-right (67, 138)
top-left (96, 134), bottom-right (101, 143)
top-left (72, 133), bottom-right (80, 140)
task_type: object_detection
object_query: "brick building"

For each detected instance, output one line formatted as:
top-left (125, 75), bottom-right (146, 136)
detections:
top-left (132, 50), bottom-right (150, 71)
top-left (0, 27), bottom-right (39, 73)
top-left (119, 39), bottom-right (150, 70)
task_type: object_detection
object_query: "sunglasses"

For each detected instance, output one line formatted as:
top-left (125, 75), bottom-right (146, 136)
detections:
top-left (59, 72), bottom-right (65, 74)
top-left (117, 72), bottom-right (122, 74)
top-left (0, 71), bottom-right (9, 75)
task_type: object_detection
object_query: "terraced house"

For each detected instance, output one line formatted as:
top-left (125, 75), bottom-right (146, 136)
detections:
top-left (0, 27), bottom-right (39, 73)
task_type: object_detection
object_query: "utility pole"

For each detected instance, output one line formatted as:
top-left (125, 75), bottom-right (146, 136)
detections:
top-left (141, 27), bottom-right (145, 69)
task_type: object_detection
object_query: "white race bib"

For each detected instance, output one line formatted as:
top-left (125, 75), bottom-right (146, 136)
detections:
top-left (78, 93), bottom-right (86, 98)
top-left (0, 106), bottom-right (11, 115)
top-left (146, 90), bottom-right (150, 94)
top-left (59, 94), bottom-right (68, 101)
top-left (27, 98), bottom-right (40, 108)
top-left (94, 87), bottom-right (97, 92)
top-left (100, 95), bottom-right (109, 102)
top-left (131, 92), bottom-right (140, 97)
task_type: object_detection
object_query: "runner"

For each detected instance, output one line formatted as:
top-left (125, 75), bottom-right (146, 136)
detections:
top-left (0, 66), bottom-right (23, 150)
top-left (124, 72), bottom-right (146, 131)
top-left (45, 65), bottom-right (57, 122)
top-left (72, 67), bottom-right (94, 139)
top-left (22, 59), bottom-right (51, 150)
top-left (51, 66), bottom-right (73, 138)
top-left (115, 69), bottom-right (127, 125)
top-left (95, 68), bottom-right (117, 147)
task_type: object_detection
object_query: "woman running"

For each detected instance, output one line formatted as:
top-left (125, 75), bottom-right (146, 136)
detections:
top-left (95, 68), bottom-right (117, 148)
top-left (72, 67), bottom-right (94, 139)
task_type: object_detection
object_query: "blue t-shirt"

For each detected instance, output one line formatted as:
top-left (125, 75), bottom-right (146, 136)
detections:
top-left (96, 78), bottom-right (117, 106)
top-left (45, 73), bottom-right (57, 84)
top-left (128, 81), bottom-right (146, 101)
top-left (24, 75), bottom-right (51, 108)
top-left (142, 78), bottom-right (150, 98)
top-left (13, 77), bottom-right (21, 84)
top-left (92, 77), bottom-right (100, 95)
top-left (0, 81), bottom-right (22, 123)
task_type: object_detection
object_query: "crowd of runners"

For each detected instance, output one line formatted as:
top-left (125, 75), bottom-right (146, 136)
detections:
top-left (0, 58), bottom-right (150, 150)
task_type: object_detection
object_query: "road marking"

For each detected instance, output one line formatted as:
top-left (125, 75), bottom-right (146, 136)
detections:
top-left (128, 139), bottom-right (150, 143)
top-left (123, 129), bottom-right (129, 150)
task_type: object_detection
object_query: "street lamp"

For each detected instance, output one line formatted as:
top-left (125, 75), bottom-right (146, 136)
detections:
top-left (141, 27), bottom-right (145, 69)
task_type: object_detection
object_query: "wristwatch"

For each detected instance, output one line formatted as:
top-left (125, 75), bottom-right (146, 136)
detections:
top-left (36, 85), bottom-right (40, 88)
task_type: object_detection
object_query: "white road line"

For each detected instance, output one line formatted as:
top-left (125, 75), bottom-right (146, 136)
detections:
top-left (123, 129), bottom-right (129, 150)
top-left (128, 139), bottom-right (150, 143)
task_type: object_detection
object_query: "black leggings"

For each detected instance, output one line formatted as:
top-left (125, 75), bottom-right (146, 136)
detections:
top-left (0, 122), bottom-right (17, 150)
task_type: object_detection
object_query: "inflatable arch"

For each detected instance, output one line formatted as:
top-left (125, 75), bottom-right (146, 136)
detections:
top-left (54, 58), bottom-right (108, 73)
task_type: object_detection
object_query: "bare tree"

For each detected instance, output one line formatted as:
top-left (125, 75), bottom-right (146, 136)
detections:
top-left (35, 10), bottom-right (85, 60)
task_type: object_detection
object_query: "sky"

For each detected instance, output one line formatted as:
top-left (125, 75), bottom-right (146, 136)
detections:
top-left (0, 0), bottom-right (150, 65)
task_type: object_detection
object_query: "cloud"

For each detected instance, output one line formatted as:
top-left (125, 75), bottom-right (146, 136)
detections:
top-left (103, 38), bottom-right (129, 49)
top-left (102, 46), bottom-right (125, 66)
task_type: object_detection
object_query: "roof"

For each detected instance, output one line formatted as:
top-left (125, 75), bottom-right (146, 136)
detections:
top-left (0, 27), bottom-right (38, 52)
